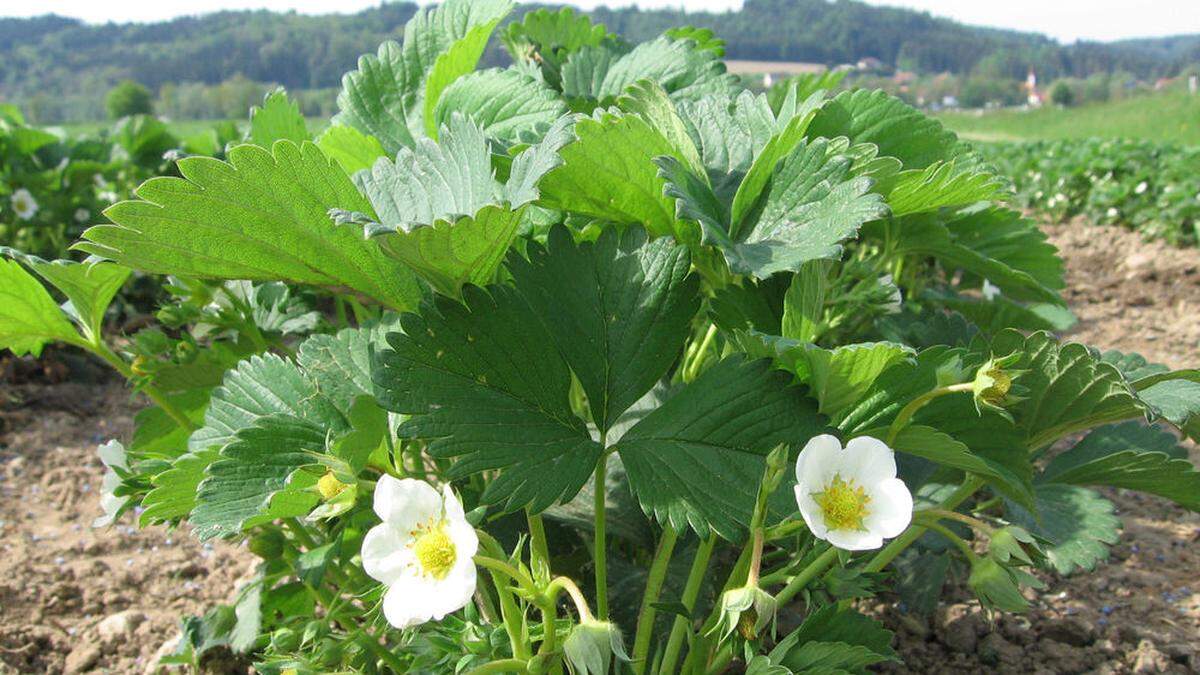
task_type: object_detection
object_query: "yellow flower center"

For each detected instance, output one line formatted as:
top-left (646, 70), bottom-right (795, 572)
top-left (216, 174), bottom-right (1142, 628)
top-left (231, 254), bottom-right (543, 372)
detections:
top-left (412, 525), bottom-right (457, 579)
top-left (317, 472), bottom-right (348, 500)
top-left (814, 474), bottom-right (871, 531)
top-left (981, 368), bottom-right (1012, 405)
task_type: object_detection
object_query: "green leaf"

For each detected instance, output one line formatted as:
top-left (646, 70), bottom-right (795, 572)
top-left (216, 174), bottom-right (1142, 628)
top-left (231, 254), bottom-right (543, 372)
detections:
top-left (353, 114), bottom-right (564, 296)
top-left (140, 448), bottom-right (220, 525)
top-left (687, 138), bottom-right (888, 279)
top-left (0, 258), bottom-right (84, 356)
top-left (1138, 379), bottom-right (1200, 442)
top-left (1041, 421), bottom-right (1200, 511)
top-left (883, 160), bottom-right (1008, 216)
top-left (616, 356), bottom-right (826, 541)
top-left (231, 576), bottom-right (263, 654)
top-left (728, 102), bottom-right (821, 231)
top-left (79, 141), bottom-right (422, 311)
top-left (433, 68), bottom-right (567, 145)
top-left (544, 455), bottom-right (654, 548)
top-left (1100, 349), bottom-right (1170, 384)
top-left (191, 415), bottom-right (323, 540)
top-left (249, 89), bottom-right (309, 147)
top-left (189, 353), bottom-right (344, 453)
top-left (800, 342), bottom-right (915, 417)
top-left (130, 389), bottom-right (211, 458)
top-left (507, 225), bottom-right (700, 431)
top-left (770, 605), bottom-right (898, 672)
top-left (942, 205), bottom-right (1065, 295)
top-left (780, 260), bottom-right (829, 343)
top-left (806, 89), bottom-right (972, 170)
top-left (989, 330), bottom-right (1146, 449)
top-left (884, 424), bottom-right (1032, 507)
top-left (295, 319), bottom-right (397, 418)
top-left (375, 285), bottom-right (602, 512)
top-left (315, 125), bottom-right (387, 175)
top-left (561, 34), bottom-right (737, 108)
top-left (500, 7), bottom-right (615, 86)
top-left (539, 108), bottom-right (684, 238)
top-left (877, 212), bottom-right (1063, 306)
top-left (1006, 483), bottom-right (1120, 574)
top-left (334, 0), bottom-right (514, 153)
top-left (676, 90), bottom-right (777, 200)
top-left (1, 249), bottom-right (130, 344)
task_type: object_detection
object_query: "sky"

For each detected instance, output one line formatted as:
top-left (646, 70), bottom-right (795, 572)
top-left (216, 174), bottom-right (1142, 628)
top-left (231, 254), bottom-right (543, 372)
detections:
top-left (2, 0), bottom-right (1199, 43)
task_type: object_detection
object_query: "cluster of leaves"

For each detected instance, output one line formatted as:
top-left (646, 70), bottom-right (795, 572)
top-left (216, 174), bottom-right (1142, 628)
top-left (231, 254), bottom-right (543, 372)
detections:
top-left (980, 138), bottom-right (1200, 246)
top-left (4, 3), bottom-right (1200, 674)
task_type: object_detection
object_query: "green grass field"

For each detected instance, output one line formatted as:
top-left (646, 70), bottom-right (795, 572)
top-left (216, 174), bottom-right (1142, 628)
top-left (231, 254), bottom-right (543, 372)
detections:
top-left (938, 89), bottom-right (1200, 145)
top-left (60, 117), bottom-right (327, 138)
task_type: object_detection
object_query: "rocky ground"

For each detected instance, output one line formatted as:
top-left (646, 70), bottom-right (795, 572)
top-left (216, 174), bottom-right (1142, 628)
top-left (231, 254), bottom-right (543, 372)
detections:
top-left (0, 219), bottom-right (1198, 674)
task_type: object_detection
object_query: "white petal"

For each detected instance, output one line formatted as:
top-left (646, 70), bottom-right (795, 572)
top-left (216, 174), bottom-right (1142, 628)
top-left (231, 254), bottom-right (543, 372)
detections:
top-left (794, 484), bottom-right (829, 540)
top-left (864, 478), bottom-right (913, 539)
top-left (361, 523), bottom-right (415, 585)
top-left (97, 440), bottom-right (127, 470)
top-left (425, 560), bottom-right (477, 621)
top-left (382, 577), bottom-right (436, 629)
top-left (374, 476), bottom-right (441, 528)
top-left (843, 436), bottom-right (897, 484)
top-left (447, 516), bottom-right (479, 561)
top-left (825, 528), bottom-right (883, 551)
top-left (795, 434), bottom-right (843, 487)
top-left (441, 484), bottom-right (466, 522)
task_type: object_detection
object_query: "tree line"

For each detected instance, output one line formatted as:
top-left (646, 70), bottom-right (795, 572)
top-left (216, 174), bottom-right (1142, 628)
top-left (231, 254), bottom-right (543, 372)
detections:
top-left (2, 0), bottom-right (1197, 123)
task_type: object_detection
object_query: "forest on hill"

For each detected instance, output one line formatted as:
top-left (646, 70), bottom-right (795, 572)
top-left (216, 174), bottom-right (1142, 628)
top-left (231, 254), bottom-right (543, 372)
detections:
top-left (3, 0), bottom-right (1198, 122)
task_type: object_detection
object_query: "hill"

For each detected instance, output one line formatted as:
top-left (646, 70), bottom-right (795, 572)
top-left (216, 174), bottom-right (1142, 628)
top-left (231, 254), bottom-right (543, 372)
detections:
top-left (2, 0), bottom-right (1198, 123)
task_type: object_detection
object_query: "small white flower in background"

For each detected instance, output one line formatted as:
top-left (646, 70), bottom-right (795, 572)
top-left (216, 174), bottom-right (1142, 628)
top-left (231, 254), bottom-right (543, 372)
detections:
top-left (361, 476), bottom-right (478, 628)
top-left (11, 189), bottom-right (38, 221)
top-left (98, 191), bottom-right (118, 204)
top-left (93, 440), bottom-right (129, 528)
top-left (981, 279), bottom-right (1001, 301)
top-left (74, 208), bottom-right (90, 223)
top-left (1106, 207), bottom-right (1119, 219)
top-left (1135, 181), bottom-right (1148, 195)
top-left (794, 435), bottom-right (913, 551)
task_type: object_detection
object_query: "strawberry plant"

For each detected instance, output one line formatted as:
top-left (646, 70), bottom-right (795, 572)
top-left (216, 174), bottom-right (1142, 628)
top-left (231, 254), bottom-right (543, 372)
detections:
top-left (981, 138), bottom-right (1200, 246)
top-left (4, 2), bottom-right (1200, 673)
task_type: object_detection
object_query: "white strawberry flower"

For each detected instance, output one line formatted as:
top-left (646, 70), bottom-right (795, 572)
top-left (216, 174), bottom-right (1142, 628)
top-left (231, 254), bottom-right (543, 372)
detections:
top-left (11, 189), bottom-right (38, 221)
top-left (93, 440), bottom-right (129, 527)
top-left (74, 208), bottom-right (90, 223)
top-left (794, 435), bottom-right (913, 551)
top-left (361, 476), bottom-right (478, 628)
top-left (981, 279), bottom-right (1001, 301)
top-left (1135, 181), bottom-right (1148, 194)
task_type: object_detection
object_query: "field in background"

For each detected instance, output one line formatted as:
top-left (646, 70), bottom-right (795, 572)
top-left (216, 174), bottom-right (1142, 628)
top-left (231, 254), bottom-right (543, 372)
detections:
top-left (939, 89), bottom-right (1200, 144)
top-left (59, 117), bottom-right (327, 139)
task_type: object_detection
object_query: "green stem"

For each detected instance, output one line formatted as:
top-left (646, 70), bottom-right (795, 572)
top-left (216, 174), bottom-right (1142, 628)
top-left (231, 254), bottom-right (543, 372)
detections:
top-left (863, 475), bottom-right (986, 573)
top-left (546, 576), bottom-right (593, 622)
top-left (284, 517), bottom-right (319, 550)
top-left (924, 521), bottom-right (979, 561)
top-left (358, 632), bottom-right (408, 673)
top-left (537, 597), bottom-right (559, 658)
top-left (527, 511), bottom-right (550, 577)
top-left (659, 536), bottom-right (716, 675)
top-left (684, 324), bottom-right (719, 382)
top-left (593, 455), bottom-right (609, 619)
top-left (916, 508), bottom-right (996, 535)
top-left (464, 659), bottom-right (531, 675)
top-left (775, 545), bottom-right (838, 606)
top-left (885, 382), bottom-right (974, 445)
top-left (632, 525), bottom-right (679, 675)
top-left (474, 556), bottom-right (539, 598)
top-left (91, 341), bottom-right (196, 432)
top-left (491, 570), bottom-right (531, 661)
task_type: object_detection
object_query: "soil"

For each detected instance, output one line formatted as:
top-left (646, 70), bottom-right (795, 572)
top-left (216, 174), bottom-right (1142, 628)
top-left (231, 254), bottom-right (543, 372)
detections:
top-left (0, 219), bottom-right (1197, 674)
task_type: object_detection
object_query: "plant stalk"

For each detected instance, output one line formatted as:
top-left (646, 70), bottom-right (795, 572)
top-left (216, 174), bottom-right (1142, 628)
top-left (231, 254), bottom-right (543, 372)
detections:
top-left (631, 525), bottom-right (679, 674)
top-left (864, 475), bottom-right (986, 573)
top-left (774, 545), bottom-right (838, 606)
top-left (659, 536), bottom-right (716, 675)
top-left (593, 453), bottom-right (609, 619)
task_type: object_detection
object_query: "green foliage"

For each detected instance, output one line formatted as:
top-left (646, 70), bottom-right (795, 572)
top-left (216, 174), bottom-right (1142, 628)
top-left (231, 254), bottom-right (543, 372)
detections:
top-left (1048, 80), bottom-right (1076, 107)
top-left (977, 138), bottom-right (1200, 247)
top-left (106, 79), bottom-right (154, 119)
top-left (5, 10), bottom-right (1200, 675)
top-left (79, 141), bottom-right (422, 311)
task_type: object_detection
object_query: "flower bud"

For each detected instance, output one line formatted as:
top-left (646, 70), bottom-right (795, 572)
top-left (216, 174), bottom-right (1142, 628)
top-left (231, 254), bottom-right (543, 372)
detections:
top-left (988, 525), bottom-right (1039, 566)
top-left (971, 353), bottom-right (1026, 420)
top-left (317, 471), bottom-right (350, 500)
top-left (562, 620), bottom-right (628, 675)
top-left (967, 555), bottom-right (1043, 614)
top-left (307, 471), bottom-right (357, 521)
top-left (713, 585), bottom-right (777, 641)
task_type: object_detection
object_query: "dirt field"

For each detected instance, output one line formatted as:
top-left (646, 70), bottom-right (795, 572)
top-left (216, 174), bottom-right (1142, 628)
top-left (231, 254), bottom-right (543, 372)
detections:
top-left (0, 219), bottom-right (1197, 674)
